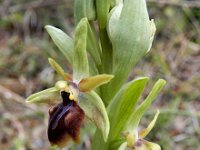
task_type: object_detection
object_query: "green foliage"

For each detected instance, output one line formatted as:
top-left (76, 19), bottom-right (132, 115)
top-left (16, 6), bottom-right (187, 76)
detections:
top-left (73, 18), bottom-right (89, 82)
top-left (107, 77), bottom-right (149, 141)
top-left (26, 1), bottom-right (166, 150)
top-left (45, 25), bottom-right (74, 63)
top-left (126, 79), bottom-right (166, 132)
top-left (79, 91), bottom-right (110, 141)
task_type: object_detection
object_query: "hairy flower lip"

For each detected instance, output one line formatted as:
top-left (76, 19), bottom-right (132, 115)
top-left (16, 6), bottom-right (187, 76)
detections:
top-left (48, 91), bottom-right (85, 148)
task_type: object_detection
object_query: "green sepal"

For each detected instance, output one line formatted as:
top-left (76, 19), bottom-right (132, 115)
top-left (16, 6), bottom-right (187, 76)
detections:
top-left (79, 91), bottom-right (110, 141)
top-left (73, 18), bottom-right (89, 82)
top-left (48, 58), bottom-right (71, 80)
top-left (25, 87), bottom-right (59, 103)
top-left (45, 25), bottom-right (73, 63)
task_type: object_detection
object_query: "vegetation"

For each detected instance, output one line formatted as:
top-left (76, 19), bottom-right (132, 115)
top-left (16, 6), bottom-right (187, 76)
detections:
top-left (0, 0), bottom-right (199, 150)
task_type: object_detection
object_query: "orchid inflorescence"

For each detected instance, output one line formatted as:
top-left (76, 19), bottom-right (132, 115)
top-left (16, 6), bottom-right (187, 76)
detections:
top-left (26, 0), bottom-right (166, 149)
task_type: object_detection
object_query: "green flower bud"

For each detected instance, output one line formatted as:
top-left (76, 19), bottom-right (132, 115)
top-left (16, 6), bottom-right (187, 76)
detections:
top-left (106, 0), bottom-right (152, 101)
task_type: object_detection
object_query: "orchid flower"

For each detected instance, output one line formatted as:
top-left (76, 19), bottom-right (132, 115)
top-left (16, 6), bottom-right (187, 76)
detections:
top-left (119, 110), bottom-right (160, 150)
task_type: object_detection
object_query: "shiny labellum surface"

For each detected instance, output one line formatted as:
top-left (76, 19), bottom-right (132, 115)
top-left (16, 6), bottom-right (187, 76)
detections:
top-left (48, 91), bottom-right (85, 148)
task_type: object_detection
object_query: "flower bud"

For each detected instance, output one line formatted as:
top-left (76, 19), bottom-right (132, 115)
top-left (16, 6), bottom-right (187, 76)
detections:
top-left (106, 0), bottom-right (152, 101)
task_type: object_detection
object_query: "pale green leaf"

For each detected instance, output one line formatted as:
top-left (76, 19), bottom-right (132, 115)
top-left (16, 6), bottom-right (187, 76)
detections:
top-left (26, 87), bottom-right (59, 103)
top-left (79, 91), bottom-right (110, 141)
top-left (107, 77), bottom-right (149, 141)
top-left (73, 18), bottom-right (89, 82)
top-left (126, 79), bottom-right (166, 132)
top-left (79, 74), bottom-right (114, 92)
top-left (45, 25), bottom-right (73, 63)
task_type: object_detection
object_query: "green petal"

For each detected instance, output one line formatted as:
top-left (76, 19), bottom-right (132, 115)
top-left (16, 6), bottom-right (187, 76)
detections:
top-left (79, 74), bottom-right (114, 92)
top-left (79, 91), bottom-right (110, 141)
top-left (73, 18), bottom-right (89, 82)
top-left (48, 58), bottom-right (71, 80)
top-left (45, 25), bottom-right (73, 63)
top-left (107, 77), bottom-right (149, 141)
top-left (26, 87), bottom-right (59, 103)
top-left (126, 79), bottom-right (166, 133)
top-left (139, 110), bottom-right (160, 138)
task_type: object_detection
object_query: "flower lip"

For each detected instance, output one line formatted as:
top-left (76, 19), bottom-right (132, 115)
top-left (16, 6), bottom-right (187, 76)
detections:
top-left (48, 91), bottom-right (85, 147)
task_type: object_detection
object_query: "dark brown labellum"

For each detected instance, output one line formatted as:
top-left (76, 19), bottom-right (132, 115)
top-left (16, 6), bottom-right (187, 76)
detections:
top-left (48, 91), bottom-right (85, 148)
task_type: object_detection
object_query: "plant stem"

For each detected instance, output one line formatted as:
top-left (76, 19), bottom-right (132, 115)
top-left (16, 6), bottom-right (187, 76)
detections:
top-left (98, 29), bottom-right (113, 104)
top-left (99, 29), bottom-right (113, 74)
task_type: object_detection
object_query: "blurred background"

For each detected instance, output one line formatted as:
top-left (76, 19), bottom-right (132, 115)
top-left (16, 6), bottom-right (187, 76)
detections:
top-left (0, 0), bottom-right (199, 149)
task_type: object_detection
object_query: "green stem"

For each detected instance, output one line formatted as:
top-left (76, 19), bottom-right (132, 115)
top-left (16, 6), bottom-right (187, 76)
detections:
top-left (99, 29), bottom-right (113, 104)
top-left (89, 21), bottom-right (102, 72)
top-left (99, 29), bottom-right (113, 74)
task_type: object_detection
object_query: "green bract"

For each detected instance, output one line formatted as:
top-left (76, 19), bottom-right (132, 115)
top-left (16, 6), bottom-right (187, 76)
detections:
top-left (26, 0), bottom-right (166, 149)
